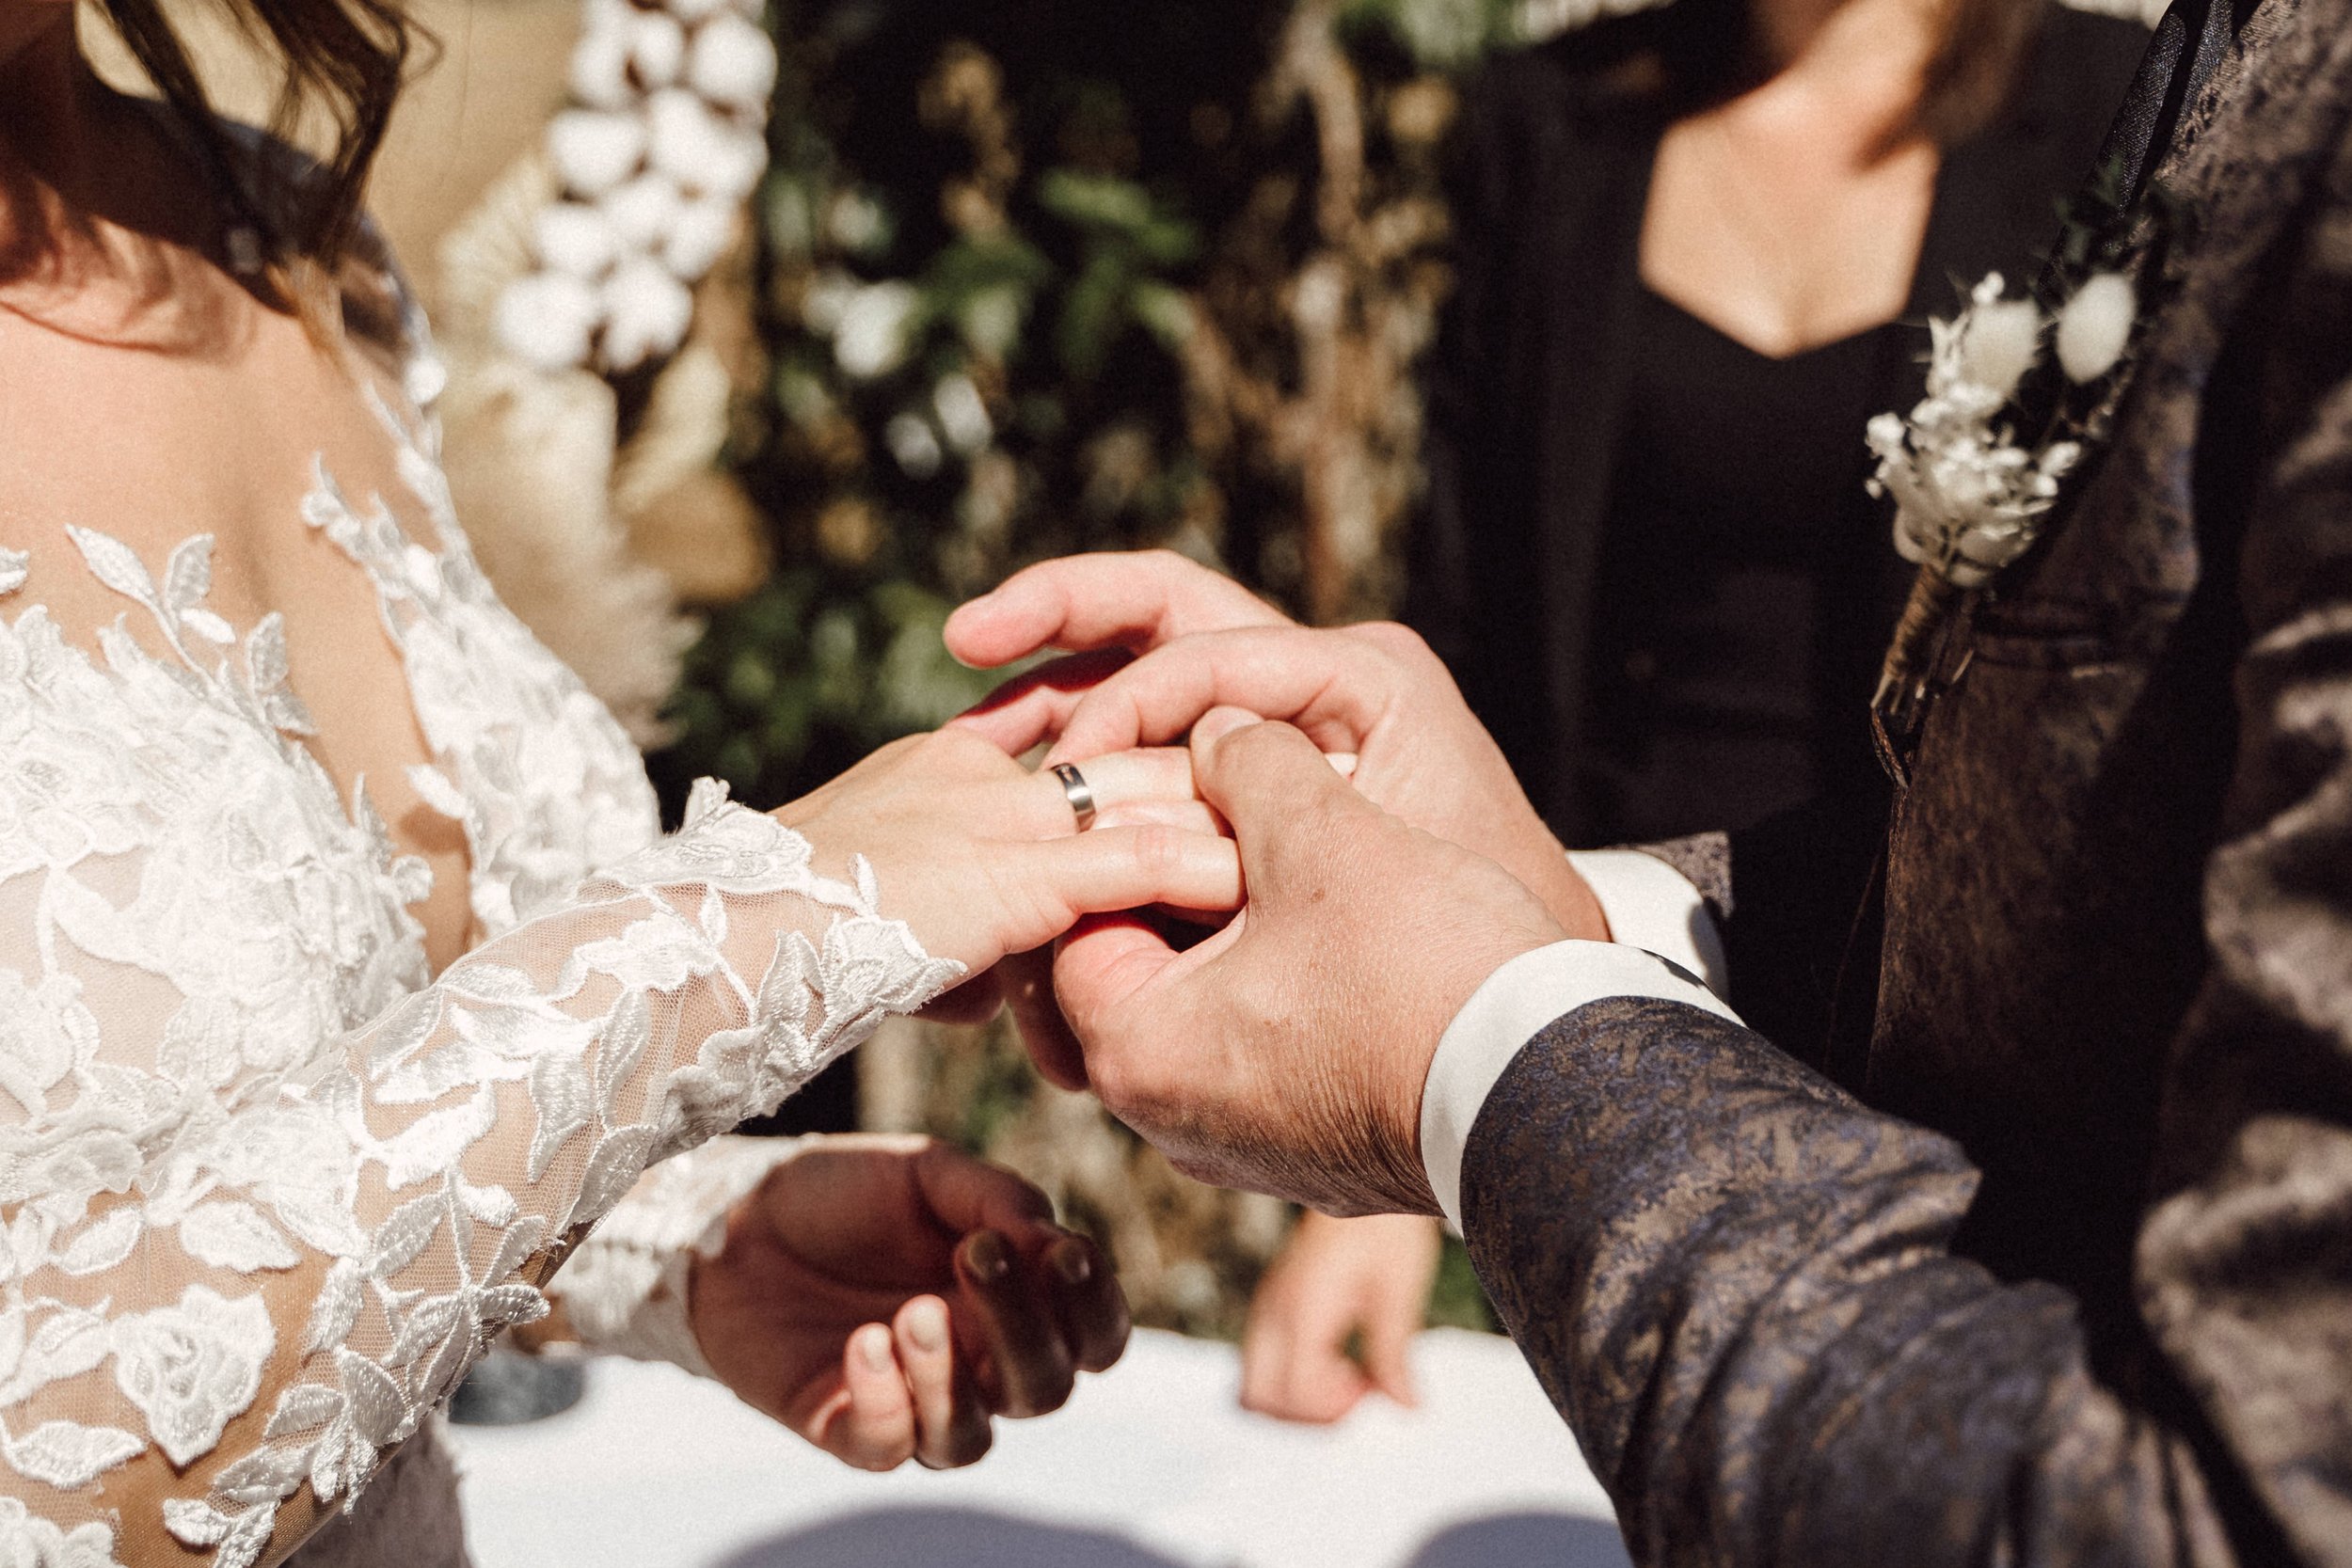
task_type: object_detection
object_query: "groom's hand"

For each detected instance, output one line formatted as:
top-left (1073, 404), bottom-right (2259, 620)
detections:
top-left (945, 551), bottom-right (1604, 942)
top-left (689, 1135), bottom-right (1127, 1471)
top-left (1051, 714), bottom-right (1565, 1217)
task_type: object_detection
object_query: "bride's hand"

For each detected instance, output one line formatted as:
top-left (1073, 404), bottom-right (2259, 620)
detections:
top-left (690, 1134), bottom-right (1126, 1469)
top-left (770, 728), bottom-right (1237, 981)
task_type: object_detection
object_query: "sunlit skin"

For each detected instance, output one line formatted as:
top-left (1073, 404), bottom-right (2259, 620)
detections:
top-left (0, 8), bottom-right (1234, 1561)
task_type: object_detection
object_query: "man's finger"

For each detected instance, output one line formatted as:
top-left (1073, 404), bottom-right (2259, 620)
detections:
top-left (1040, 627), bottom-right (1391, 767)
top-left (945, 550), bottom-right (1289, 670)
top-left (957, 1230), bottom-right (1076, 1418)
top-left (1191, 718), bottom-right (1374, 874)
top-left (1051, 911), bottom-right (1195, 1047)
top-left (951, 649), bottom-right (1133, 755)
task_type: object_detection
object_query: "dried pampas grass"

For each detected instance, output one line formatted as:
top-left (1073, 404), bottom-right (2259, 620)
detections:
top-left (429, 151), bottom-right (765, 744)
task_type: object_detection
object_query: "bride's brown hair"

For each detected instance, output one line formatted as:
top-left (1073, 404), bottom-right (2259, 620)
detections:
top-left (100, 0), bottom-right (412, 275)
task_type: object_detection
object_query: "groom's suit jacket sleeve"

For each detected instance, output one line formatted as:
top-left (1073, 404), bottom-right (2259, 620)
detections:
top-left (1431, 20), bottom-right (2352, 1568)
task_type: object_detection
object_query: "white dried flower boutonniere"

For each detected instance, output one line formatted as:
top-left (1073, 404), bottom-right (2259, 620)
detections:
top-left (1867, 265), bottom-right (2137, 741)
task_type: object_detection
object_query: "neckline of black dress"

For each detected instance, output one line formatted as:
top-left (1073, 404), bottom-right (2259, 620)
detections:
top-left (1637, 282), bottom-right (1903, 367)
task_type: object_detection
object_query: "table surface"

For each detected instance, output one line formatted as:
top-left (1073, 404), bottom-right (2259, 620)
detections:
top-left (445, 1327), bottom-right (1631, 1568)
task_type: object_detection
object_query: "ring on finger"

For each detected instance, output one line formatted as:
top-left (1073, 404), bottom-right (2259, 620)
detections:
top-left (1051, 763), bottom-right (1097, 831)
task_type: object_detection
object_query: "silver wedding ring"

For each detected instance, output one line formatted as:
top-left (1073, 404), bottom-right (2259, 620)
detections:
top-left (1052, 763), bottom-right (1098, 831)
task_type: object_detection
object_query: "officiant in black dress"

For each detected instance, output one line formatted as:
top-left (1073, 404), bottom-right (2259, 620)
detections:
top-left (1241, 0), bottom-right (2154, 1427)
top-left (1409, 0), bottom-right (2148, 848)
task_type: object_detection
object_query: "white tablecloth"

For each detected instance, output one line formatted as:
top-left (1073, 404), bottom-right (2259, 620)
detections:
top-left (445, 1327), bottom-right (1630, 1568)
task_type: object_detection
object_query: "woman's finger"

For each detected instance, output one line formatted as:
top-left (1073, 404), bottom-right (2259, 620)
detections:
top-left (998, 947), bottom-right (1089, 1091)
top-left (1014, 747), bottom-right (1203, 840)
top-left (1009, 828), bottom-right (1243, 943)
top-left (915, 970), bottom-right (1007, 1025)
top-left (832, 1322), bottom-right (917, 1470)
top-left (898, 1295), bottom-right (993, 1469)
top-left (957, 1230), bottom-right (1075, 1418)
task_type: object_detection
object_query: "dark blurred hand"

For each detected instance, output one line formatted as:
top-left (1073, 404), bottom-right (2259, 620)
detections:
top-left (690, 1134), bottom-right (1128, 1470)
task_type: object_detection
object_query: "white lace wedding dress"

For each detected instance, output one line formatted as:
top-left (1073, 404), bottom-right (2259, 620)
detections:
top-left (0, 275), bottom-right (963, 1565)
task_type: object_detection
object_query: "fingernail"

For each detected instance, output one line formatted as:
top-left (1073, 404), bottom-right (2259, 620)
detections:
top-left (1050, 1239), bottom-right (1093, 1286)
top-left (859, 1323), bottom-right (895, 1371)
top-left (907, 1297), bottom-right (948, 1354)
top-left (963, 1230), bottom-right (1011, 1283)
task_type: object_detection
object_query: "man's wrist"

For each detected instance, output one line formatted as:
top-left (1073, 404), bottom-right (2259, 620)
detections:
top-left (1417, 941), bottom-right (1742, 1228)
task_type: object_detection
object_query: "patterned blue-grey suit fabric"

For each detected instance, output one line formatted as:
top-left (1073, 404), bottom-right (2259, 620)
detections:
top-left (1458, 1), bottom-right (2352, 1562)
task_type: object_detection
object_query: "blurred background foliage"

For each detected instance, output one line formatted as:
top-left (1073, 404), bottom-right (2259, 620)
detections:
top-left (647, 0), bottom-right (1569, 1336)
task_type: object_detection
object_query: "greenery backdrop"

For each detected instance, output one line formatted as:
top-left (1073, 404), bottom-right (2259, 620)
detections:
top-left (649, 0), bottom-right (1559, 1336)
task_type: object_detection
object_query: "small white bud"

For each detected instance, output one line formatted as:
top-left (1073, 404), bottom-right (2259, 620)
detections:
top-left (599, 259), bottom-right (695, 372)
top-left (686, 13), bottom-right (778, 110)
top-left (566, 23), bottom-right (634, 110)
top-left (599, 173), bottom-right (684, 251)
top-left (494, 271), bottom-right (604, 371)
top-left (646, 89), bottom-right (767, 199)
top-left (1959, 296), bottom-right (2043, 404)
top-left (547, 109), bottom-right (647, 197)
top-left (933, 373), bottom-right (993, 452)
top-left (886, 412), bottom-right (944, 478)
top-left (661, 195), bottom-right (738, 281)
top-left (2055, 272), bottom-right (2137, 385)
top-left (833, 280), bottom-right (919, 379)
top-left (628, 10), bottom-right (688, 91)
top-left (532, 201), bottom-right (621, 279)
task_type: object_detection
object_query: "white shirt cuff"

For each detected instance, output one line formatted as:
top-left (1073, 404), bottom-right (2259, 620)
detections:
top-left (1568, 848), bottom-right (1727, 997)
top-left (1419, 941), bottom-right (1742, 1230)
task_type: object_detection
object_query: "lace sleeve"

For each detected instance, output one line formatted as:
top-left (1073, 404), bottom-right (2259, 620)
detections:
top-left (0, 778), bottom-right (961, 1568)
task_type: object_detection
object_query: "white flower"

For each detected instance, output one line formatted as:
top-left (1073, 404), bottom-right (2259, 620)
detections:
top-left (547, 109), bottom-right (647, 198)
top-left (885, 413), bottom-right (944, 478)
top-left (645, 89), bottom-right (767, 200)
top-left (687, 13), bottom-right (778, 111)
top-left (565, 20), bottom-right (635, 111)
top-left (0, 1499), bottom-right (119, 1568)
top-left (598, 172), bottom-right (685, 251)
top-left (668, 0), bottom-right (733, 22)
top-left (493, 271), bottom-right (603, 371)
top-left (933, 374), bottom-right (993, 453)
top-left (1949, 274), bottom-right (2043, 404)
top-left (2056, 271), bottom-right (2137, 384)
top-left (1864, 270), bottom-right (2094, 590)
top-left (628, 9), bottom-right (688, 90)
top-left (110, 1284), bottom-right (275, 1466)
top-left (532, 201), bottom-right (621, 280)
top-left (598, 260), bottom-right (695, 371)
top-left (662, 195), bottom-right (739, 282)
top-left (832, 280), bottom-right (919, 379)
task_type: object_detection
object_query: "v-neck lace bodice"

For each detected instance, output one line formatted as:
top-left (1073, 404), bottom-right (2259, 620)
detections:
top-left (0, 245), bottom-right (963, 1568)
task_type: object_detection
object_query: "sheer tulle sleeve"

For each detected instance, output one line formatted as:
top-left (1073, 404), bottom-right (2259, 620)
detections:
top-left (0, 771), bottom-right (961, 1568)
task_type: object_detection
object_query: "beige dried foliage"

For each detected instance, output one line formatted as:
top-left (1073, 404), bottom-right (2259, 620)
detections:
top-left (432, 156), bottom-right (701, 742)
